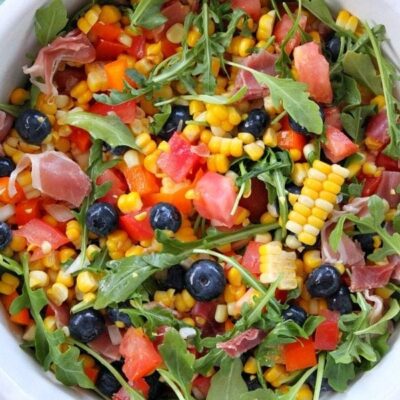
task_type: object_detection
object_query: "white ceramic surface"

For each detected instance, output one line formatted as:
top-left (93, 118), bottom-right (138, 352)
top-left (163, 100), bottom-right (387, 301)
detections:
top-left (0, 1), bottom-right (399, 399)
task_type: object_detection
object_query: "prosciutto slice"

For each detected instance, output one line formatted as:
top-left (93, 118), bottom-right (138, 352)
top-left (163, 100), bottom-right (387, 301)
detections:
top-left (89, 331), bottom-right (121, 362)
top-left (217, 328), bottom-right (266, 358)
top-left (350, 263), bottom-right (395, 291)
top-left (0, 111), bottom-right (13, 142)
top-left (9, 151), bottom-right (91, 207)
top-left (23, 30), bottom-right (96, 96)
top-left (365, 110), bottom-right (389, 150)
top-left (234, 50), bottom-right (277, 100)
top-left (43, 203), bottom-right (74, 222)
top-left (375, 171), bottom-right (400, 208)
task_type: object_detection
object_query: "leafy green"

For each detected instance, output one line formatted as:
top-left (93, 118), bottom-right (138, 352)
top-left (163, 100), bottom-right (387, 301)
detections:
top-left (332, 75), bottom-right (361, 106)
top-left (63, 111), bottom-right (139, 150)
top-left (342, 52), bottom-right (383, 95)
top-left (329, 195), bottom-right (400, 262)
top-left (181, 86), bottom-right (248, 105)
top-left (228, 62), bottom-right (323, 134)
top-left (365, 24), bottom-right (400, 159)
top-left (346, 182), bottom-right (364, 198)
top-left (151, 104), bottom-right (171, 134)
top-left (0, 254), bottom-right (23, 275)
top-left (324, 354), bottom-right (355, 392)
top-left (34, 0), bottom-right (68, 45)
top-left (207, 358), bottom-right (248, 400)
top-left (159, 329), bottom-right (195, 400)
top-left (240, 389), bottom-right (275, 400)
top-left (302, 0), bottom-right (341, 33)
top-left (340, 104), bottom-right (376, 143)
top-left (0, 103), bottom-right (22, 117)
top-left (127, 0), bottom-right (167, 31)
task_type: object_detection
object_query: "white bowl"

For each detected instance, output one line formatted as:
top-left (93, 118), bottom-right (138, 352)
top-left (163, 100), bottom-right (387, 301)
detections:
top-left (0, 1), bottom-right (399, 399)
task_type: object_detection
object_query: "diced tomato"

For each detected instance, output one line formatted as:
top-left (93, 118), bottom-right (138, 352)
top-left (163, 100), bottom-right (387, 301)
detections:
top-left (84, 366), bottom-right (99, 383)
top-left (142, 187), bottom-right (193, 215)
top-left (362, 176), bottom-right (382, 197)
top-left (376, 152), bottom-right (400, 171)
top-left (91, 22), bottom-right (122, 41)
top-left (293, 41), bottom-right (333, 104)
top-left (192, 376), bottom-right (212, 399)
top-left (123, 165), bottom-right (160, 196)
top-left (193, 172), bottom-right (237, 228)
top-left (90, 99), bottom-right (137, 124)
top-left (131, 378), bottom-right (150, 397)
top-left (315, 310), bottom-right (340, 351)
top-left (15, 199), bottom-right (41, 226)
top-left (322, 125), bottom-right (358, 163)
top-left (119, 210), bottom-right (154, 242)
top-left (274, 14), bottom-right (307, 54)
top-left (69, 127), bottom-right (92, 153)
top-left (157, 133), bottom-right (203, 183)
top-left (126, 35), bottom-right (146, 59)
top-left (231, 0), bottom-right (261, 21)
top-left (278, 129), bottom-right (307, 152)
top-left (242, 241), bottom-right (262, 274)
top-left (120, 328), bottom-right (163, 381)
top-left (15, 218), bottom-right (69, 249)
top-left (0, 177), bottom-right (24, 204)
top-left (161, 37), bottom-right (179, 58)
top-left (324, 107), bottom-right (342, 130)
top-left (275, 289), bottom-right (288, 303)
top-left (96, 39), bottom-right (126, 60)
top-left (239, 178), bottom-right (268, 222)
top-left (283, 338), bottom-right (317, 371)
top-left (96, 168), bottom-right (128, 206)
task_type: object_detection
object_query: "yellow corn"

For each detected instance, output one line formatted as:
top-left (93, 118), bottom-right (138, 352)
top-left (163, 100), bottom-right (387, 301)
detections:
top-left (182, 124), bottom-right (202, 143)
top-left (29, 271), bottom-right (49, 289)
top-left (117, 192), bottom-right (143, 214)
top-left (243, 357), bottom-right (258, 375)
top-left (76, 271), bottom-right (98, 293)
top-left (146, 42), bottom-right (163, 64)
top-left (207, 154), bottom-right (230, 173)
top-left (154, 289), bottom-right (175, 308)
top-left (70, 81), bottom-right (93, 105)
top-left (187, 28), bottom-right (201, 47)
top-left (228, 36), bottom-right (256, 57)
top-left (125, 245), bottom-right (145, 257)
top-left (77, 5), bottom-right (101, 34)
top-left (106, 230), bottom-right (132, 260)
top-left (303, 250), bottom-right (322, 273)
top-left (99, 5), bottom-right (121, 24)
top-left (264, 365), bottom-right (291, 388)
top-left (257, 11), bottom-right (276, 41)
top-left (36, 93), bottom-right (57, 115)
top-left (370, 95), bottom-right (386, 111)
top-left (227, 268), bottom-right (242, 287)
top-left (259, 241), bottom-right (297, 290)
top-left (214, 304), bottom-right (228, 323)
top-left (59, 247), bottom-right (77, 264)
top-left (166, 23), bottom-right (185, 44)
top-left (206, 104), bottom-right (241, 132)
top-left (244, 141), bottom-right (265, 161)
top-left (66, 220), bottom-right (81, 248)
top-left (10, 235), bottom-right (27, 252)
top-left (175, 289), bottom-right (196, 313)
top-left (10, 88), bottom-right (29, 106)
top-left (263, 127), bottom-right (278, 147)
top-left (136, 133), bottom-right (157, 155)
top-left (47, 283), bottom-right (69, 306)
top-left (56, 270), bottom-right (74, 288)
top-left (291, 163), bottom-right (309, 186)
top-left (44, 316), bottom-right (57, 332)
top-left (86, 63), bottom-right (109, 92)
top-left (336, 10), bottom-right (359, 33)
top-left (143, 149), bottom-right (161, 174)
top-left (189, 100), bottom-right (205, 116)
top-left (362, 161), bottom-right (378, 177)
top-left (208, 136), bottom-right (243, 157)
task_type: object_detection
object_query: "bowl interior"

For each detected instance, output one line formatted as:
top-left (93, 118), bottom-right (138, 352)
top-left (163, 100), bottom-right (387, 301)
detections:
top-left (0, 0), bottom-right (400, 399)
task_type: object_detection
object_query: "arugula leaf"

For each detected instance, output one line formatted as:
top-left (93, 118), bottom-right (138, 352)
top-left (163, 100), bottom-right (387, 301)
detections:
top-left (151, 104), bottom-right (171, 134)
top-left (34, 0), bottom-right (68, 45)
top-left (340, 104), bottom-right (376, 143)
top-left (332, 75), bottom-right (361, 106)
top-left (0, 103), bottom-right (22, 117)
top-left (0, 254), bottom-right (23, 275)
top-left (181, 87), bottom-right (248, 105)
top-left (159, 329), bottom-right (195, 400)
top-left (342, 52), bottom-right (383, 95)
top-left (324, 354), bottom-right (355, 392)
top-left (127, 0), bottom-right (167, 30)
top-left (207, 358), bottom-right (248, 400)
top-left (62, 112), bottom-right (139, 150)
top-left (302, 0), bottom-right (340, 33)
top-left (228, 62), bottom-right (323, 134)
top-left (346, 182), bottom-right (364, 197)
top-left (365, 24), bottom-right (400, 159)
top-left (240, 389), bottom-right (275, 400)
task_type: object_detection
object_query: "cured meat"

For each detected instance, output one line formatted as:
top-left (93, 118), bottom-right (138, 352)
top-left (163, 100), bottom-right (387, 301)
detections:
top-left (365, 110), bottom-right (389, 150)
top-left (0, 111), bottom-right (14, 142)
top-left (43, 203), bottom-right (74, 222)
top-left (375, 171), bottom-right (400, 208)
top-left (350, 263), bottom-right (395, 292)
top-left (8, 151), bottom-right (91, 208)
top-left (234, 50), bottom-right (278, 100)
top-left (89, 331), bottom-right (121, 362)
top-left (23, 30), bottom-right (96, 96)
top-left (217, 328), bottom-right (266, 357)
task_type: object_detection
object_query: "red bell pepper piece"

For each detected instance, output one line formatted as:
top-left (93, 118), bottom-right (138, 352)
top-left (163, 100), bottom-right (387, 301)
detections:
top-left (96, 39), bottom-right (126, 60)
top-left (126, 35), bottom-right (146, 59)
top-left (362, 176), bottom-right (382, 197)
top-left (84, 366), bottom-right (99, 383)
top-left (91, 22), bottom-right (122, 41)
top-left (278, 129), bottom-right (307, 152)
top-left (69, 127), bottom-right (92, 153)
top-left (15, 198), bottom-right (41, 226)
top-left (315, 310), bottom-right (340, 351)
top-left (0, 177), bottom-right (24, 204)
top-left (90, 99), bottom-right (137, 124)
top-left (123, 165), bottom-right (160, 196)
top-left (161, 37), bottom-right (179, 58)
top-left (283, 338), bottom-right (317, 371)
top-left (2, 292), bottom-right (32, 326)
top-left (119, 210), bottom-right (154, 242)
top-left (376, 152), bottom-right (400, 171)
top-left (96, 168), bottom-right (128, 206)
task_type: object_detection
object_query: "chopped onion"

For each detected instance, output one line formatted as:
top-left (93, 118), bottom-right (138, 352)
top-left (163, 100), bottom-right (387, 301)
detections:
top-left (0, 204), bottom-right (15, 222)
top-left (108, 325), bottom-right (122, 346)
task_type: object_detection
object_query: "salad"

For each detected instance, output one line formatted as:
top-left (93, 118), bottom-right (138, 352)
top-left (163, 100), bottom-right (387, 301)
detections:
top-left (0, 0), bottom-right (399, 399)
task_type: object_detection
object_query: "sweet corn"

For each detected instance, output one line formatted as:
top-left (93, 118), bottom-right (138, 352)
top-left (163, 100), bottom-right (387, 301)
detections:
top-left (136, 133), bottom-right (157, 155)
top-left (10, 88), bottom-right (29, 106)
top-left (154, 289), bottom-right (175, 308)
top-left (208, 136), bottom-right (243, 157)
top-left (214, 304), bottom-right (228, 323)
top-left (106, 230), bottom-right (132, 260)
top-left (244, 141), bottom-right (265, 161)
top-left (29, 271), bottom-right (49, 289)
top-left (227, 268), bottom-right (243, 287)
top-left (76, 271), bottom-right (98, 293)
top-left (183, 124), bottom-right (202, 142)
top-left (66, 220), bottom-right (81, 248)
top-left (243, 357), bottom-right (258, 374)
top-left (291, 163), bottom-right (309, 186)
top-left (175, 289), bottom-right (196, 313)
top-left (187, 28), bottom-right (201, 47)
top-left (143, 149), bottom-right (161, 174)
top-left (303, 250), bottom-right (322, 273)
top-left (10, 235), bottom-right (26, 252)
top-left (189, 100), bottom-right (205, 116)
top-left (125, 245), bottom-right (145, 257)
top-left (206, 104), bottom-right (241, 131)
top-left (117, 192), bottom-right (143, 214)
top-left (47, 283), bottom-right (69, 306)
top-left (259, 241), bottom-right (297, 290)
top-left (264, 365), bottom-right (291, 387)
top-left (44, 316), bottom-right (57, 332)
top-left (59, 247), bottom-right (77, 264)
top-left (77, 5), bottom-right (101, 34)
top-left (86, 63), bottom-right (109, 92)
top-left (263, 127), bottom-right (278, 147)
top-left (70, 81), bottom-right (93, 105)
top-left (336, 10), bottom-right (359, 33)
top-left (257, 11), bottom-right (276, 41)
top-left (56, 270), bottom-right (74, 288)
top-left (207, 154), bottom-right (230, 173)
top-left (228, 36), bottom-right (256, 57)
top-left (370, 95), bottom-right (386, 111)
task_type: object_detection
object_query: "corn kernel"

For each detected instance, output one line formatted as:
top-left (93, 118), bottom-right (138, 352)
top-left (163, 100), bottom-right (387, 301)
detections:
top-left (47, 283), bottom-right (69, 306)
top-left (243, 357), bottom-right (258, 375)
top-left (29, 271), bottom-right (49, 289)
top-left (43, 316), bottom-right (57, 332)
top-left (10, 88), bottom-right (29, 106)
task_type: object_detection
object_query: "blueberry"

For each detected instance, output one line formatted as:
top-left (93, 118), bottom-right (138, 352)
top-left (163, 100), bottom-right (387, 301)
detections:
top-left (286, 183), bottom-right (301, 195)
top-left (86, 202), bottom-right (118, 236)
top-left (0, 157), bottom-right (15, 177)
top-left (159, 105), bottom-right (191, 141)
top-left (238, 109), bottom-right (270, 139)
top-left (69, 308), bottom-right (105, 343)
top-left (307, 371), bottom-right (333, 392)
top-left (306, 264), bottom-right (341, 298)
top-left (163, 264), bottom-right (186, 291)
top-left (0, 222), bottom-right (12, 250)
top-left (288, 106), bottom-right (325, 135)
top-left (150, 202), bottom-right (182, 233)
top-left (15, 109), bottom-right (51, 145)
top-left (325, 35), bottom-right (341, 62)
top-left (107, 307), bottom-right (132, 327)
top-left (327, 285), bottom-right (353, 314)
top-left (282, 304), bottom-right (308, 326)
top-left (145, 371), bottom-right (176, 400)
top-left (244, 375), bottom-right (262, 391)
top-left (353, 233), bottom-right (374, 255)
top-left (96, 361), bottom-right (123, 396)
top-left (185, 259), bottom-right (226, 301)
top-left (111, 145), bottom-right (129, 156)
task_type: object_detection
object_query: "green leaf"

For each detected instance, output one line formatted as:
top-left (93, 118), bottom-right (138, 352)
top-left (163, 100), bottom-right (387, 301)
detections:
top-left (347, 182), bottom-right (363, 197)
top-left (342, 52), bottom-right (383, 95)
top-left (328, 215), bottom-right (347, 251)
top-left (302, 0), bottom-right (338, 32)
top-left (195, 348), bottom-right (227, 375)
top-left (0, 103), bottom-right (22, 117)
top-left (0, 254), bottom-right (23, 275)
top-left (207, 358), bottom-right (248, 400)
top-left (324, 354), bottom-right (355, 392)
top-left (240, 389), bottom-right (275, 400)
top-left (127, 0), bottom-right (167, 30)
top-left (342, 76), bottom-right (362, 106)
top-left (159, 329), bottom-right (195, 398)
top-left (34, 0), bottom-right (68, 45)
top-left (62, 112), bottom-right (139, 150)
top-left (228, 62), bottom-right (323, 134)
top-left (151, 104), bottom-right (171, 135)
top-left (182, 86), bottom-right (248, 105)
top-left (340, 104), bottom-right (376, 143)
